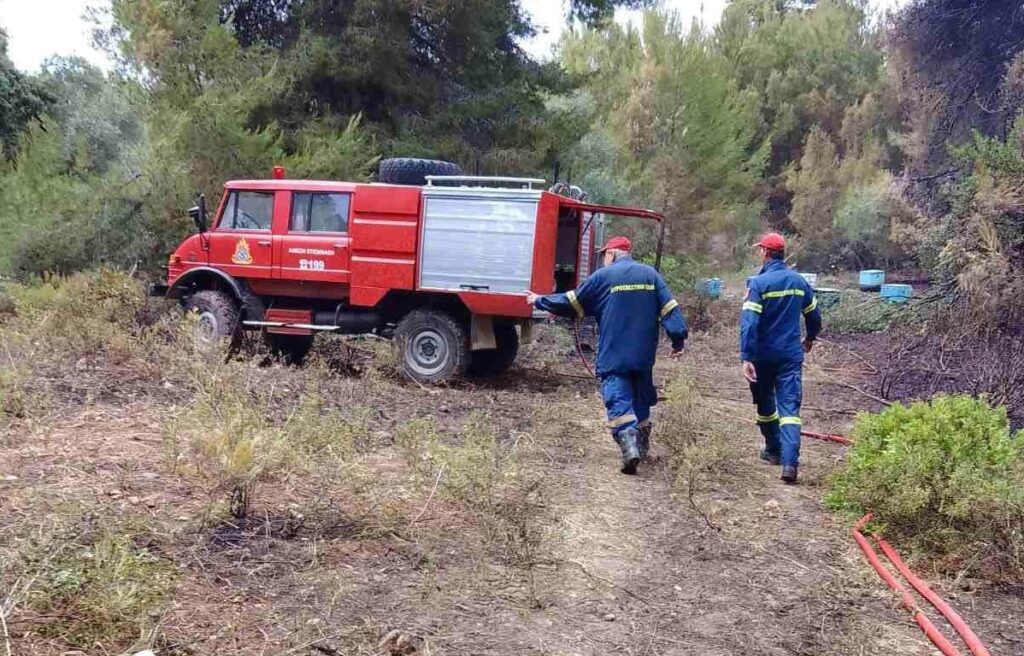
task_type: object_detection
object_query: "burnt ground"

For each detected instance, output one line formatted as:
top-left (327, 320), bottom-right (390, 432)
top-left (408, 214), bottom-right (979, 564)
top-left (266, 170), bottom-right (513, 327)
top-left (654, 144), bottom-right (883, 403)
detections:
top-left (2, 317), bottom-right (1023, 655)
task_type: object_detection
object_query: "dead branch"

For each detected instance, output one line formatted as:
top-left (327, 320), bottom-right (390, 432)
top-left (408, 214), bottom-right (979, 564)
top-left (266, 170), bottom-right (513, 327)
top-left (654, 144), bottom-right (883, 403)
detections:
top-left (408, 463), bottom-right (446, 529)
top-left (687, 468), bottom-right (721, 533)
top-left (829, 379), bottom-right (893, 407)
top-left (562, 560), bottom-right (657, 607)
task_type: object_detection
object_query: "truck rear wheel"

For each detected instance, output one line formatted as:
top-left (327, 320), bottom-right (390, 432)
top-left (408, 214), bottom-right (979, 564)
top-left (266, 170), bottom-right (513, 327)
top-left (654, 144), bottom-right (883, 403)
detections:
top-left (265, 333), bottom-right (314, 365)
top-left (394, 310), bottom-right (468, 384)
top-left (184, 290), bottom-right (241, 354)
top-left (467, 323), bottom-right (519, 378)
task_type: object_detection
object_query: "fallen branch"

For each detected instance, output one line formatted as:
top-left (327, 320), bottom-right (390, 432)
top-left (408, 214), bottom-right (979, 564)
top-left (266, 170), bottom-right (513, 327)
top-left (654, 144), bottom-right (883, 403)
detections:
top-left (818, 366), bottom-right (876, 377)
top-left (831, 379), bottom-right (892, 407)
top-left (562, 560), bottom-right (656, 607)
top-left (408, 464), bottom-right (446, 529)
top-left (686, 468), bottom-right (721, 533)
top-left (1, 600), bottom-right (11, 656)
top-left (270, 634), bottom-right (342, 656)
top-left (520, 366), bottom-right (595, 381)
top-left (817, 338), bottom-right (880, 374)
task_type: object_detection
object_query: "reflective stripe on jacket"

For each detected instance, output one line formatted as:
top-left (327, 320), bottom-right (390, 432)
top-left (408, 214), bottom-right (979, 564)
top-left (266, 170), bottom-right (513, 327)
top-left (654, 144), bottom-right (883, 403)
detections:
top-left (535, 256), bottom-right (688, 376)
top-left (740, 259), bottom-right (822, 363)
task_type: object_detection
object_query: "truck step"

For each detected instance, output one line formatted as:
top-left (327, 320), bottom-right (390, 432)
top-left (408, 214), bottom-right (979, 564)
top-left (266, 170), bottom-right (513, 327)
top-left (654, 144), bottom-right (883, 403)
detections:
top-left (242, 320), bottom-right (339, 332)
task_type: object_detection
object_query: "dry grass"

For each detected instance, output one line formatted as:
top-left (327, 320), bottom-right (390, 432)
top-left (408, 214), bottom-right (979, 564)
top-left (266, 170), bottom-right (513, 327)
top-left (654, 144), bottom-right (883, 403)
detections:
top-left (1, 515), bottom-right (175, 653)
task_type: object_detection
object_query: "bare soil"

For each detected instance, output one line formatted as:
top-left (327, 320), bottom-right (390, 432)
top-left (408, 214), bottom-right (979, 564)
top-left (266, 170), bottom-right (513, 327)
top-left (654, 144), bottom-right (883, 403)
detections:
top-left (2, 318), bottom-right (1022, 655)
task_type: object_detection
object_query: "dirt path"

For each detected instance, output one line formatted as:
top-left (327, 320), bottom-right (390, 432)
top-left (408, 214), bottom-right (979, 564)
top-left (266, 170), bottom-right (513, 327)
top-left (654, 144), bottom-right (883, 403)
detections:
top-left (504, 348), bottom-right (934, 656)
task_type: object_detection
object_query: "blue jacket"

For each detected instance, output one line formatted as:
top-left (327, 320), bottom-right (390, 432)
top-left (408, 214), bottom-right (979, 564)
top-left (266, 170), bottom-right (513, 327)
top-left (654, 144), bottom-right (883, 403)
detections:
top-left (535, 256), bottom-right (688, 376)
top-left (740, 259), bottom-right (822, 363)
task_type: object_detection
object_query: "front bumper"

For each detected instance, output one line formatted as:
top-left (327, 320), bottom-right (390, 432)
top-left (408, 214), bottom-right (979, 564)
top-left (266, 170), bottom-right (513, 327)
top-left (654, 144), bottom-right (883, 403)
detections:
top-left (148, 282), bottom-right (169, 297)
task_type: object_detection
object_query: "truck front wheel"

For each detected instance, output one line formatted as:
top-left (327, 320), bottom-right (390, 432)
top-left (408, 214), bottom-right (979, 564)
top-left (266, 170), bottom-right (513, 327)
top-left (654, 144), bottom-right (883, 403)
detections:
top-left (394, 310), bottom-right (469, 384)
top-left (184, 290), bottom-right (241, 354)
top-left (467, 323), bottom-right (519, 378)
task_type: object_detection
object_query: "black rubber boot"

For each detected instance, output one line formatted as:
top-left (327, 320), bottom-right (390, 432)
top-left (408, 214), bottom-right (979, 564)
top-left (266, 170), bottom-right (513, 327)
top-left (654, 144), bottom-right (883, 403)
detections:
top-left (781, 465), bottom-right (798, 484)
top-left (616, 428), bottom-right (641, 475)
top-left (638, 424), bottom-right (652, 460)
top-left (759, 449), bottom-right (780, 466)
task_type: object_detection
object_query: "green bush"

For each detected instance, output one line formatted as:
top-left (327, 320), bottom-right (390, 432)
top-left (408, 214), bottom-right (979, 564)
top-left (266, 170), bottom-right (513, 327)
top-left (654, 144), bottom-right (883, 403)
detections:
top-left (17, 526), bottom-right (174, 650)
top-left (827, 395), bottom-right (1024, 579)
top-left (5, 269), bottom-right (153, 362)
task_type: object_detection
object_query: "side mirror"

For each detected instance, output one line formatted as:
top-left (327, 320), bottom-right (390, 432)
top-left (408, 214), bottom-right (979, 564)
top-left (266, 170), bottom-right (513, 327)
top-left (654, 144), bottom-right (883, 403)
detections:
top-left (189, 194), bottom-right (208, 233)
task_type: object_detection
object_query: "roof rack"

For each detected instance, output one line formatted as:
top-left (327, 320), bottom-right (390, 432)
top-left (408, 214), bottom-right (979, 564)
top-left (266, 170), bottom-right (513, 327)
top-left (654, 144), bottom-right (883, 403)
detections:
top-left (424, 175), bottom-right (546, 190)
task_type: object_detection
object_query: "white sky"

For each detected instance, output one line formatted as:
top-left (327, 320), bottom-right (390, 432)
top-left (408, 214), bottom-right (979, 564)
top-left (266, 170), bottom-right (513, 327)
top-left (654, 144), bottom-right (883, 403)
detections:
top-left (0, 0), bottom-right (907, 72)
top-left (522, 0), bottom-right (729, 60)
top-left (0, 0), bottom-right (107, 71)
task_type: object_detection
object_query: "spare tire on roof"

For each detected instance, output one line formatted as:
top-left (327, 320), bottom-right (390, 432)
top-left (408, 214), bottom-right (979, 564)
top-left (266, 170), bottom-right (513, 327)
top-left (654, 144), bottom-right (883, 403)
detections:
top-left (377, 157), bottom-right (464, 186)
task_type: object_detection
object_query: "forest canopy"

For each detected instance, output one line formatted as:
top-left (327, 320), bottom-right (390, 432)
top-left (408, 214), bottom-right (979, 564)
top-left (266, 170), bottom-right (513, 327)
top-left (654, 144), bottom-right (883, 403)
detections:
top-left (0, 0), bottom-right (1022, 297)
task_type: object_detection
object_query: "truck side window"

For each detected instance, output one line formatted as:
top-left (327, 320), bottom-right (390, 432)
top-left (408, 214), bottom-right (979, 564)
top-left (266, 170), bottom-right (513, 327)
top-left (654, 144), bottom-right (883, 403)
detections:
top-left (290, 192), bottom-right (350, 233)
top-left (219, 191), bottom-right (273, 231)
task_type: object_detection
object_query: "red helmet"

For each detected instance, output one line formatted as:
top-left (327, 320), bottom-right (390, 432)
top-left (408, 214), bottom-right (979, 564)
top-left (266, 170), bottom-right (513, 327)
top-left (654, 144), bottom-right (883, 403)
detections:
top-left (598, 235), bottom-right (632, 253)
top-left (755, 232), bottom-right (786, 251)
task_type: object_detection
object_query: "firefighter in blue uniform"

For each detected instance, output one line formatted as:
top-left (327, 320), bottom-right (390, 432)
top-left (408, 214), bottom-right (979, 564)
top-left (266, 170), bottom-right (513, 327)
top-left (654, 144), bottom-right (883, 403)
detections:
top-left (740, 233), bottom-right (822, 484)
top-left (527, 236), bottom-right (688, 475)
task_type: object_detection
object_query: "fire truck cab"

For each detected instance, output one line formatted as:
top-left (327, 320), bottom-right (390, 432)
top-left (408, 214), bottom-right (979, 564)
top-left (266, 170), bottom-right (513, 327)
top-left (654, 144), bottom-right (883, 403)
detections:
top-left (153, 165), bottom-right (664, 383)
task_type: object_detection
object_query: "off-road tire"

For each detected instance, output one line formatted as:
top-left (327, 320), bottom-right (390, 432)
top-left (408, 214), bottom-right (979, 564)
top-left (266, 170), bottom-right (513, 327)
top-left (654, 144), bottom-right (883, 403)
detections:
top-left (467, 323), bottom-right (519, 378)
top-left (378, 157), bottom-right (464, 186)
top-left (184, 290), bottom-right (242, 354)
top-left (265, 333), bottom-right (314, 365)
top-left (394, 309), bottom-right (469, 384)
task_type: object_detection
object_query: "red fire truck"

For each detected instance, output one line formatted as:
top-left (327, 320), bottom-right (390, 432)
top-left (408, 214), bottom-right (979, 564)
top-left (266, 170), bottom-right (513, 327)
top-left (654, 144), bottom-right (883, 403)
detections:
top-left (151, 158), bottom-right (664, 383)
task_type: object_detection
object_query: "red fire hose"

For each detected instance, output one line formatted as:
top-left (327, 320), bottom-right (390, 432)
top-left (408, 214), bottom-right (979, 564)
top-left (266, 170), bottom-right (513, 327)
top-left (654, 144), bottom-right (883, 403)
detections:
top-left (852, 514), bottom-right (964, 656)
top-left (572, 322), bottom-right (595, 377)
top-left (872, 531), bottom-right (992, 656)
top-left (800, 429), bottom-right (853, 445)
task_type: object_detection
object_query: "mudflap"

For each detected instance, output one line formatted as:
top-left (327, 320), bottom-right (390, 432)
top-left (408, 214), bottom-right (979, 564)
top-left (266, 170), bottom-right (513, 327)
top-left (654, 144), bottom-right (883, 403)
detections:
top-left (470, 314), bottom-right (497, 351)
top-left (520, 320), bottom-right (536, 344)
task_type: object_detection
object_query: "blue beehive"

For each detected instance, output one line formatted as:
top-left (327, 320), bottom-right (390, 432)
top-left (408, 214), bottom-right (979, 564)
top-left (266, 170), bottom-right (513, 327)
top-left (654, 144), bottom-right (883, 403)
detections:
top-left (815, 287), bottom-right (842, 309)
top-left (696, 277), bottom-right (723, 299)
top-left (880, 283), bottom-right (912, 304)
top-left (859, 269), bottom-right (885, 292)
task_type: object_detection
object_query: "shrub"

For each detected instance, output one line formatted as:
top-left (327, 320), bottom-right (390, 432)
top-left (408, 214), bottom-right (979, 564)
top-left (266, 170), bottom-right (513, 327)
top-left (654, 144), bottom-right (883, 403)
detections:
top-left (656, 374), bottom-right (740, 531)
top-left (396, 413), bottom-right (516, 511)
top-left (0, 366), bottom-right (33, 434)
top-left (167, 367), bottom-right (364, 519)
top-left (15, 525), bottom-right (174, 650)
top-left (827, 395), bottom-right (1024, 580)
top-left (658, 374), bottom-right (738, 471)
top-left (5, 269), bottom-right (152, 361)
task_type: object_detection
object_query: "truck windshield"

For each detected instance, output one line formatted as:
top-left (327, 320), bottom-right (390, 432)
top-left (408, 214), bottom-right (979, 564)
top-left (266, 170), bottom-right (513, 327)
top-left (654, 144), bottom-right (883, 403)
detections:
top-left (219, 191), bottom-right (274, 231)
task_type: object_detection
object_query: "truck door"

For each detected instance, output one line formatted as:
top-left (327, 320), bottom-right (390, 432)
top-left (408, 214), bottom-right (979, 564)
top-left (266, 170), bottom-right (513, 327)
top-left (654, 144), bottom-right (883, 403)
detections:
top-left (277, 191), bottom-right (351, 283)
top-left (207, 189), bottom-right (277, 280)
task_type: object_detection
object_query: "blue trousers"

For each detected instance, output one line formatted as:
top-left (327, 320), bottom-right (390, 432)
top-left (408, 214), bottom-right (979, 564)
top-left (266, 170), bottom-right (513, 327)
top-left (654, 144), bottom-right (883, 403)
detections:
top-left (600, 371), bottom-right (657, 436)
top-left (753, 360), bottom-right (803, 467)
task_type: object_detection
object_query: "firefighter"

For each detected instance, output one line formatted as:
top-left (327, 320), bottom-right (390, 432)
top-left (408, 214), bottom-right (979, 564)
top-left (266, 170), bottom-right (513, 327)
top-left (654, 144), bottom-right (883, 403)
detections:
top-left (526, 236), bottom-right (688, 475)
top-left (740, 232), bottom-right (822, 484)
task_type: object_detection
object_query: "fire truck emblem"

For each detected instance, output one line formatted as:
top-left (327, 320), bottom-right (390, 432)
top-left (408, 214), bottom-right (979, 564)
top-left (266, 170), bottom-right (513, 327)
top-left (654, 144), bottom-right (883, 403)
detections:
top-left (231, 238), bottom-right (253, 265)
